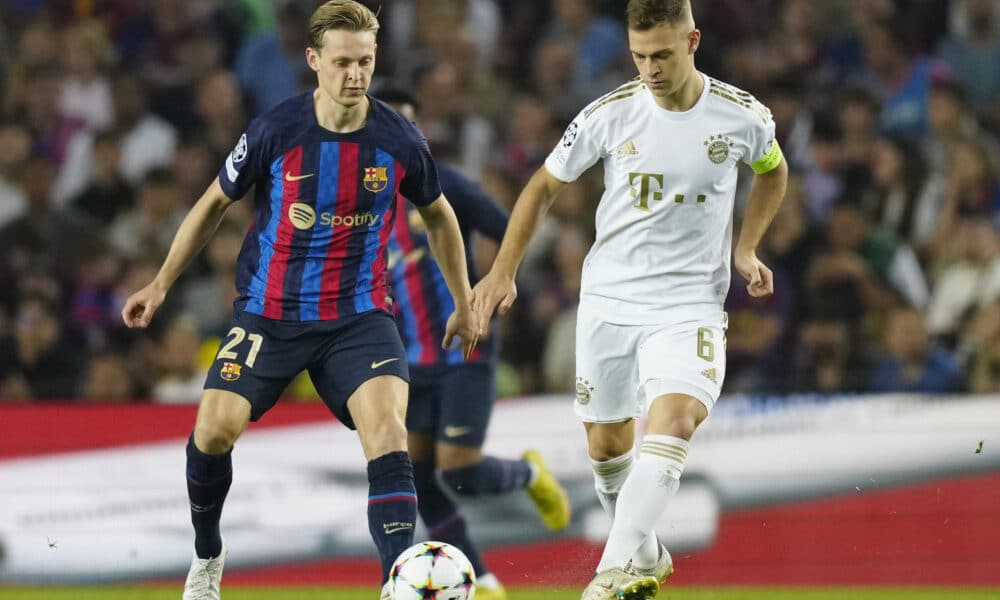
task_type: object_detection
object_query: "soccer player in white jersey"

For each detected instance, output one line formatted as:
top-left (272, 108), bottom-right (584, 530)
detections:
top-left (471, 1), bottom-right (787, 598)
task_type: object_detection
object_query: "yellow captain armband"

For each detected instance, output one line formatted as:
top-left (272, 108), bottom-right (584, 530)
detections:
top-left (750, 140), bottom-right (783, 174)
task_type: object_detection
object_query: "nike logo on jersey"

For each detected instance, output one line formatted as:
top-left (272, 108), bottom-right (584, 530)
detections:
top-left (444, 425), bottom-right (472, 438)
top-left (371, 358), bottom-right (400, 369)
top-left (616, 140), bottom-right (639, 156)
top-left (285, 171), bottom-right (315, 182)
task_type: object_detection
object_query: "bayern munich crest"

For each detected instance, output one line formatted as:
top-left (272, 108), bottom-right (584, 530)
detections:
top-left (704, 133), bottom-right (734, 164)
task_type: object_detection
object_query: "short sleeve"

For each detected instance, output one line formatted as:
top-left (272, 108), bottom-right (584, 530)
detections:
top-left (218, 118), bottom-right (269, 200)
top-left (743, 109), bottom-right (782, 175)
top-left (399, 130), bottom-right (442, 207)
top-left (545, 110), bottom-right (604, 183)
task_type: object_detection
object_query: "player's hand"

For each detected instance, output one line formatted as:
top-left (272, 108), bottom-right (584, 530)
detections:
top-left (443, 305), bottom-right (480, 360)
top-left (734, 250), bottom-right (774, 298)
top-left (470, 269), bottom-right (517, 334)
top-left (121, 281), bottom-right (168, 328)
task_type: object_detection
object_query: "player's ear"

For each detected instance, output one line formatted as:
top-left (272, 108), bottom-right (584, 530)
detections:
top-left (306, 47), bottom-right (321, 72)
top-left (688, 28), bottom-right (701, 54)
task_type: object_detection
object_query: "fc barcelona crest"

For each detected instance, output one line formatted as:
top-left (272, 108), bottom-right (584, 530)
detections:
top-left (220, 362), bottom-right (241, 381)
top-left (363, 166), bottom-right (388, 192)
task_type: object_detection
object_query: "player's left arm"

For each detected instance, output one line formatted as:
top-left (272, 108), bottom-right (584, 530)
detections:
top-left (735, 142), bottom-right (788, 298)
top-left (417, 195), bottom-right (480, 357)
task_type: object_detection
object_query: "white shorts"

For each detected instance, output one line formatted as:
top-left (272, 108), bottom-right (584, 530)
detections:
top-left (574, 305), bottom-right (727, 422)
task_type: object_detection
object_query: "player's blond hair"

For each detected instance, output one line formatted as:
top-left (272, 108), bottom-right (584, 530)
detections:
top-left (626, 0), bottom-right (693, 31)
top-left (308, 0), bottom-right (380, 50)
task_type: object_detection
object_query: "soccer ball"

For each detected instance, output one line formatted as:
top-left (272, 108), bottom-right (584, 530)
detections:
top-left (388, 541), bottom-right (476, 600)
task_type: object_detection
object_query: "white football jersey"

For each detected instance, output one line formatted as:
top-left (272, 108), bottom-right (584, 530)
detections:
top-left (545, 73), bottom-right (780, 325)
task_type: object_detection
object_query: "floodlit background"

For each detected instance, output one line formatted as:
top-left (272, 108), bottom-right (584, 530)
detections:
top-left (0, 0), bottom-right (998, 596)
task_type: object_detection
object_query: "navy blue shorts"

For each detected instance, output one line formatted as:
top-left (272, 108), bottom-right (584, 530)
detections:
top-left (406, 362), bottom-right (495, 447)
top-left (203, 310), bottom-right (408, 428)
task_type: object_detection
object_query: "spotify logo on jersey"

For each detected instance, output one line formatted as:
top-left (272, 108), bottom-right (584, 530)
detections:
top-left (287, 202), bottom-right (381, 230)
top-left (288, 203), bottom-right (317, 230)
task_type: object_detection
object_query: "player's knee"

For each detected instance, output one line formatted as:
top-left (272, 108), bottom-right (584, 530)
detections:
top-left (193, 422), bottom-right (240, 453)
top-left (434, 444), bottom-right (481, 471)
top-left (360, 420), bottom-right (408, 457)
top-left (586, 436), bottom-right (633, 462)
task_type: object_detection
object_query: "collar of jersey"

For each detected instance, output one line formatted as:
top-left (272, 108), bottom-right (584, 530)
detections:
top-left (647, 72), bottom-right (710, 122)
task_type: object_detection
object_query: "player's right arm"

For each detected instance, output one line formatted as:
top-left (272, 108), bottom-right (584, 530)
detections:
top-left (472, 166), bottom-right (566, 332)
top-left (473, 106), bottom-right (604, 332)
top-left (121, 178), bottom-right (235, 328)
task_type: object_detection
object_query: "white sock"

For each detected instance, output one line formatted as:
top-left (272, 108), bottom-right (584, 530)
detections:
top-left (595, 435), bottom-right (688, 572)
top-left (591, 452), bottom-right (660, 570)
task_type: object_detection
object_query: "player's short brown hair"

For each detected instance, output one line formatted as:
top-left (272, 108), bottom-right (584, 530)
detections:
top-left (625, 0), bottom-right (692, 31)
top-left (308, 0), bottom-right (380, 50)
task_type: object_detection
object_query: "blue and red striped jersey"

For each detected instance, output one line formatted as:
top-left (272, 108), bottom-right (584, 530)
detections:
top-left (388, 165), bottom-right (508, 366)
top-left (218, 92), bottom-right (441, 321)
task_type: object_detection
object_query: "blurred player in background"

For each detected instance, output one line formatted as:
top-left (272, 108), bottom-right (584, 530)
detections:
top-left (378, 88), bottom-right (572, 600)
top-left (120, 2), bottom-right (480, 599)
top-left (473, 1), bottom-right (788, 598)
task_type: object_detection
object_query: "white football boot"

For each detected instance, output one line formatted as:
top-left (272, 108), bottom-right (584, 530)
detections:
top-left (182, 545), bottom-right (228, 600)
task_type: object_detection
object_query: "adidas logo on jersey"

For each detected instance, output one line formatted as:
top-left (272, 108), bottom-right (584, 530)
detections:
top-left (701, 368), bottom-right (718, 384)
top-left (616, 140), bottom-right (639, 156)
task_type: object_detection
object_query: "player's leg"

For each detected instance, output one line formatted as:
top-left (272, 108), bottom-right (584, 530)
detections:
top-left (575, 308), bottom-right (660, 569)
top-left (406, 368), bottom-right (493, 588)
top-left (186, 313), bottom-right (300, 600)
top-left (594, 319), bottom-right (725, 577)
top-left (309, 310), bottom-right (415, 584)
top-left (348, 374), bottom-right (418, 584)
top-left (434, 363), bottom-right (569, 531)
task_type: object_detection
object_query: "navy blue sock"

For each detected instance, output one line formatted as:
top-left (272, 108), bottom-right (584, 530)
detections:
top-left (413, 460), bottom-right (489, 577)
top-left (186, 434), bottom-right (232, 559)
top-left (368, 451), bottom-right (418, 583)
top-left (440, 456), bottom-right (532, 496)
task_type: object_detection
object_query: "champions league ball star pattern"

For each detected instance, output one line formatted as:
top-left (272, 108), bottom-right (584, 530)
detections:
top-left (389, 541), bottom-right (476, 600)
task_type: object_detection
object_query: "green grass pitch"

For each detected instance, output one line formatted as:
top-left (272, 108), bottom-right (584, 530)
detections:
top-left (1, 588), bottom-right (999, 600)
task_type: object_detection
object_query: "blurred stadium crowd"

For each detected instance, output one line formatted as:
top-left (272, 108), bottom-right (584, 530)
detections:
top-left (0, 0), bottom-right (997, 404)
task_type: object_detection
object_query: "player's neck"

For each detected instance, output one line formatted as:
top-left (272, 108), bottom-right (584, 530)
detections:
top-left (653, 70), bottom-right (704, 112)
top-left (313, 88), bottom-right (370, 133)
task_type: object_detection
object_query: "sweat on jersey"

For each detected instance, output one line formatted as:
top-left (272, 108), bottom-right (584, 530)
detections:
top-left (544, 74), bottom-right (783, 326)
top-left (218, 92), bottom-right (441, 321)
top-left (388, 164), bottom-right (508, 366)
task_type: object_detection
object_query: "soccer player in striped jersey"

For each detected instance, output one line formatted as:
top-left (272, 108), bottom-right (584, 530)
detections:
top-left (120, 3), bottom-right (480, 599)
top-left (378, 88), bottom-right (572, 600)
top-left (473, 1), bottom-right (788, 599)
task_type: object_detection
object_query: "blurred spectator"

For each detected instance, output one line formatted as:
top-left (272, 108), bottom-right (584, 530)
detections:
top-left (53, 70), bottom-right (178, 204)
top-left (153, 313), bottom-right (208, 404)
top-left (862, 136), bottom-right (944, 247)
top-left (171, 132), bottom-right (218, 202)
top-left (0, 154), bottom-right (97, 267)
top-left (0, 295), bottom-right (88, 399)
top-left (107, 168), bottom-right (186, 260)
top-left (808, 201), bottom-right (928, 313)
top-left (180, 217), bottom-right (243, 337)
top-left (69, 128), bottom-right (135, 224)
top-left (871, 307), bottom-right (963, 393)
top-left (925, 218), bottom-right (1000, 338)
top-left (788, 308), bottom-right (871, 394)
top-left (234, 0), bottom-right (311, 116)
top-left (82, 350), bottom-right (138, 402)
top-left (861, 17), bottom-right (947, 139)
top-left (59, 18), bottom-right (115, 130)
top-left (962, 299), bottom-right (1000, 393)
top-left (192, 69), bottom-right (247, 161)
top-left (18, 63), bottom-right (86, 166)
top-left (543, 0), bottom-right (626, 98)
top-left (541, 223), bottom-right (588, 393)
top-left (937, 0), bottom-right (1000, 127)
top-left (0, 120), bottom-right (32, 228)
